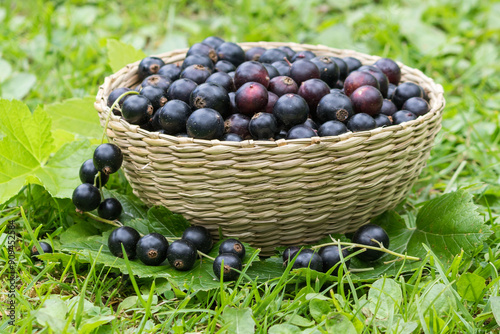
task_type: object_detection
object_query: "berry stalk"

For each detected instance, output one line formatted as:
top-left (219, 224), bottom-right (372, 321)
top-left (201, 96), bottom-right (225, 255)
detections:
top-left (103, 90), bottom-right (139, 144)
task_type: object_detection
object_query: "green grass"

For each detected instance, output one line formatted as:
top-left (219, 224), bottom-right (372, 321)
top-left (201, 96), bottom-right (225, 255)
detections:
top-left (1, 0), bottom-right (500, 333)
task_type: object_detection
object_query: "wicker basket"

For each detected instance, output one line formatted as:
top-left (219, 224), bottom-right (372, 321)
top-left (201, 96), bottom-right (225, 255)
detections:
top-left (95, 42), bottom-right (445, 255)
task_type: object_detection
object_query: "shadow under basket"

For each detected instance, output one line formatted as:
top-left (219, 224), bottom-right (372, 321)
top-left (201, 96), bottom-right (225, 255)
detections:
top-left (95, 42), bottom-right (445, 256)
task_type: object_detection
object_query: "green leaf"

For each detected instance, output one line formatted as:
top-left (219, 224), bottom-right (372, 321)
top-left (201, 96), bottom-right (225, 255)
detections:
top-left (0, 99), bottom-right (94, 203)
top-left (268, 324), bottom-right (302, 334)
top-left (35, 295), bottom-right (68, 332)
top-left (222, 307), bottom-right (255, 334)
top-left (457, 273), bottom-right (486, 302)
top-left (414, 283), bottom-right (456, 318)
top-left (102, 189), bottom-right (149, 223)
top-left (285, 314), bottom-right (315, 328)
top-left (107, 39), bottom-right (146, 73)
top-left (1, 72), bottom-right (37, 99)
top-left (367, 278), bottom-right (402, 319)
top-left (490, 296), bottom-right (500, 325)
top-left (45, 97), bottom-right (103, 141)
top-left (59, 222), bottom-right (101, 245)
top-left (325, 312), bottom-right (357, 334)
top-left (0, 58), bottom-right (12, 83)
top-left (309, 299), bottom-right (332, 323)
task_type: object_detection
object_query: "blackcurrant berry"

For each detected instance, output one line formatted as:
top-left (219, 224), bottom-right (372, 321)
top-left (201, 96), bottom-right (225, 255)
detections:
top-left (140, 74), bottom-right (171, 94)
top-left (136, 233), bottom-right (169, 266)
top-left (268, 76), bottom-right (298, 97)
top-left (380, 99), bottom-right (397, 116)
top-left (182, 226), bottom-right (213, 254)
top-left (282, 246), bottom-right (300, 265)
top-left (265, 91), bottom-right (279, 114)
top-left (273, 93), bottom-right (309, 129)
top-left (219, 239), bottom-right (246, 259)
top-left (318, 245), bottom-right (350, 275)
top-left (249, 112), bottom-right (278, 140)
top-left (216, 42), bottom-right (246, 67)
top-left (271, 60), bottom-right (291, 77)
top-left (343, 71), bottom-right (379, 97)
top-left (291, 249), bottom-right (322, 272)
top-left (392, 82), bottom-right (423, 109)
top-left (402, 97), bottom-right (429, 116)
top-left (190, 82), bottom-right (231, 117)
top-left (304, 118), bottom-right (318, 130)
top-left (310, 56), bottom-right (340, 87)
top-left (245, 46), bottom-right (267, 61)
top-left (291, 50), bottom-right (316, 62)
top-left (166, 239), bottom-right (198, 271)
top-left (140, 86), bottom-right (167, 111)
top-left (234, 61), bottom-right (270, 89)
top-left (374, 114), bottom-right (392, 127)
top-left (215, 60), bottom-right (236, 73)
top-left (392, 110), bottom-right (417, 125)
top-left (318, 120), bottom-right (349, 136)
top-left (93, 143), bottom-right (123, 175)
top-left (202, 36), bottom-right (225, 50)
top-left (350, 85), bottom-right (383, 116)
top-left (121, 95), bottom-right (154, 125)
top-left (277, 46), bottom-right (296, 60)
top-left (166, 78), bottom-right (198, 104)
top-left (186, 108), bottom-right (224, 140)
top-left (108, 226), bottom-right (141, 259)
top-left (262, 63), bottom-right (279, 79)
top-left (107, 87), bottom-right (132, 115)
top-left (79, 159), bottom-right (109, 187)
top-left (156, 100), bottom-right (191, 135)
top-left (286, 124), bottom-right (317, 139)
top-left (298, 78), bottom-right (330, 115)
top-left (138, 57), bottom-right (165, 80)
top-left (387, 83), bottom-right (397, 99)
top-left (31, 241), bottom-right (53, 258)
top-left (259, 48), bottom-right (288, 64)
top-left (346, 113), bottom-right (376, 132)
top-left (181, 54), bottom-right (215, 72)
top-left (205, 71), bottom-right (235, 93)
top-left (158, 63), bottom-right (182, 82)
top-left (72, 183), bottom-right (101, 212)
top-left (351, 224), bottom-right (390, 262)
top-left (330, 57), bottom-right (349, 81)
top-left (186, 43), bottom-right (218, 63)
top-left (98, 198), bottom-right (123, 221)
top-left (180, 64), bottom-right (212, 85)
top-left (357, 65), bottom-right (389, 98)
top-left (222, 133), bottom-right (243, 142)
top-left (290, 59), bottom-right (320, 86)
top-left (374, 58), bottom-right (401, 85)
top-left (224, 113), bottom-right (251, 139)
top-left (235, 82), bottom-right (268, 116)
top-left (342, 56), bottom-right (362, 73)
top-left (213, 253), bottom-right (242, 281)
top-left (316, 92), bottom-right (354, 123)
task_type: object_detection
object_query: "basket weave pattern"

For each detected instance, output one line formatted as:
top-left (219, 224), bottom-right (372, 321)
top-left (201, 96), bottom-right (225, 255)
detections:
top-left (95, 42), bottom-right (445, 255)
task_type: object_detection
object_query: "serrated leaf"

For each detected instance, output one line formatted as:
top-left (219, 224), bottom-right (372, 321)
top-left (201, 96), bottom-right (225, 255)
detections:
top-left (222, 307), bottom-right (255, 334)
top-left (45, 97), bottom-right (102, 141)
top-left (1, 72), bottom-right (37, 99)
top-left (457, 273), bottom-right (486, 302)
top-left (107, 39), bottom-right (146, 73)
top-left (0, 100), bottom-right (94, 203)
top-left (102, 189), bottom-right (149, 223)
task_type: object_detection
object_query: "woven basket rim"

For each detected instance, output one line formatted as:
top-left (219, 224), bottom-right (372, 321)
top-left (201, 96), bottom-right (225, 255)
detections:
top-left (95, 42), bottom-right (445, 148)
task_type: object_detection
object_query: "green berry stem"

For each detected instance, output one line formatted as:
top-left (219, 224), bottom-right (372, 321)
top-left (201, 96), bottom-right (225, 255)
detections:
top-left (83, 211), bottom-right (123, 227)
top-left (94, 172), bottom-right (105, 197)
top-left (102, 90), bottom-right (139, 144)
top-left (197, 250), bottom-right (216, 262)
top-left (311, 239), bottom-right (421, 261)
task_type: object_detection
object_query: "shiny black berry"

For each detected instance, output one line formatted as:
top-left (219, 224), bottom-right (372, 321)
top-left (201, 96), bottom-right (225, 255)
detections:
top-left (108, 226), bottom-right (141, 259)
top-left (158, 63), bottom-right (182, 82)
top-left (330, 57), bottom-right (349, 81)
top-left (107, 87), bottom-right (132, 115)
top-left (402, 97), bottom-right (429, 116)
top-left (318, 120), bottom-right (349, 136)
top-left (136, 233), bottom-right (169, 266)
top-left (140, 74), bottom-right (171, 94)
top-left (380, 99), bottom-right (398, 116)
top-left (72, 183), bottom-right (101, 212)
top-left (190, 82), bottom-right (231, 117)
top-left (181, 54), bottom-right (215, 72)
top-left (219, 239), bottom-right (246, 259)
top-left (180, 64), bottom-right (212, 85)
top-left (98, 198), bottom-right (122, 221)
top-left (343, 71), bottom-right (379, 97)
top-left (216, 42), bottom-right (245, 67)
top-left (286, 124), bottom-right (317, 139)
top-left (265, 91), bottom-right (279, 114)
top-left (206, 71), bottom-right (235, 92)
top-left (290, 59), bottom-right (320, 86)
top-left (222, 133), bottom-right (243, 142)
top-left (166, 239), bottom-right (198, 271)
top-left (262, 63), bottom-right (279, 79)
top-left (277, 46), bottom-right (296, 60)
top-left (215, 60), bottom-right (236, 73)
top-left (350, 85), bottom-right (383, 116)
top-left (213, 253), bottom-right (242, 281)
top-left (155, 100), bottom-right (190, 135)
top-left (271, 60), bottom-right (291, 77)
top-left (346, 113), bottom-right (376, 132)
top-left (374, 114), bottom-right (392, 127)
top-left (291, 50), bottom-right (316, 62)
top-left (298, 78), bottom-right (330, 115)
top-left (138, 57), bottom-right (165, 80)
top-left (166, 78), bottom-right (198, 104)
top-left (249, 112), bottom-right (278, 140)
top-left (374, 58), bottom-right (401, 85)
top-left (268, 76), bottom-right (298, 97)
top-left (93, 143), bottom-right (123, 175)
top-left (351, 224), bottom-right (390, 262)
top-left (245, 46), bottom-right (267, 61)
top-left (224, 113), bottom-right (251, 139)
top-left (392, 110), bottom-right (417, 125)
top-left (291, 249), bottom-right (322, 271)
top-left (343, 57), bottom-right (362, 73)
top-left (319, 245), bottom-right (350, 275)
top-left (186, 108), bottom-right (224, 139)
top-left (392, 82), bottom-right (423, 109)
top-left (259, 48), bottom-right (288, 64)
top-left (187, 43), bottom-right (218, 63)
top-left (121, 95), bottom-right (154, 125)
top-left (316, 92), bottom-right (354, 123)
top-left (79, 159), bottom-right (109, 187)
top-left (273, 93), bottom-right (309, 129)
top-left (140, 86), bottom-right (167, 111)
top-left (202, 36), bottom-right (225, 50)
top-left (310, 56), bottom-right (340, 87)
top-left (182, 226), bottom-right (213, 254)
top-left (234, 61), bottom-right (270, 89)
top-left (31, 241), bottom-right (53, 258)
top-left (282, 246), bottom-right (300, 265)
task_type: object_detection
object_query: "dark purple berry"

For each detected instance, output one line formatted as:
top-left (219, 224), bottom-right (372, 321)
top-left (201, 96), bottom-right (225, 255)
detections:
top-left (358, 65), bottom-right (389, 98)
top-left (268, 76), bottom-right (298, 97)
top-left (272, 60), bottom-right (291, 77)
top-left (190, 82), bottom-right (230, 117)
top-left (98, 198), bottom-right (122, 220)
top-left (140, 75), bottom-right (171, 94)
top-left (374, 114), bottom-right (392, 127)
top-left (392, 110), bottom-right (417, 125)
top-left (304, 118), bottom-right (318, 130)
top-left (392, 82), bottom-right (423, 109)
top-left (330, 57), bottom-right (349, 81)
top-left (352, 224), bottom-right (389, 262)
top-left (273, 94), bottom-right (309, 129)
top-left (140, 86), bottom-right (167, 111)
top-left (374, 58), bottom-right (401, 85)
top-left (228, 92), bottom-right (238, 114)
top-left (343, 71), bottom-right (379, 97)
top-left (166, 78), bottom-right (198, 104)
top-left (343, 57), bottom-right (362, 73)
top-left (350, 85), bottom-right (383, 116)
top-left (158, 63), bottom-right (182, 82)
top-left (318, 120), bottom-right (349, 136)
top-left (181, 54), bottom-right (215, 72)
top-left (316, 92), bottom-right (354, 123)
top-left (156, 100), bottom-right (191, 135)
top-left (213, 253), bottom-right (242, 281)
top-left (206, 71), bottom-right (235, 92)
top-left (219, 239), bottom-right (246, 259)
top-left (186, 108), bottom-right (224, 139)
top-left (202, 36), bottom-right (225, 50)
top-left (79, 159), bottom-right (109, 187)
top-left (136, 233), bottom-right (169, 266)
top-left (402, 97), bottom-right (429, 116)
top-left (93, 143), bottom-right (123, 175)
top-left (187, 43), bottom-right (218, 63)
top-left (297, 78), bottom-right (330, 115)
top-left (234, 61), bottom-right (270, 88)
top-left (215, 60), bottom-right (236, 73)
top-left (121, 95), bottom-right (154, 125)
top-left (282, 246), bottom-right (300, 264)
top-left (310, 56), bottom-right (340, 87)
top-left (387, 83), bottom-right (397, 99)
top-left (265, 91), bottom-right (279, 114)
top-left (245, 47), bottom-right (267, 61)
top-left (180, 64), bottom-right (212, 85)
top-left (138, 57), bottom-right (165, 80)
top-left (72, 183), bottom-right (101, 212)
top-left (182, 226), bottom-right (213, 254)
top-left (249, 112), bottom-right (278, 140)
top-left (380, 99), bottom-right (398, 116)
top-left (107, 87), bottom-right (132, 115)
top-left (222, 133), bottom-right (243, 142)
top-left (259, 48), bottom-right (288, 64)
top-left (235, 82), bottom-right (268, 116)
top-left (277, 46), bottom-right (296, 60)
top-left (286, 124), bottom-right (317, 139)
top-left (347, 113), bottom-right (376, 132)
top-left (262, 63), bottom-right (279, 79)
top-left (216, 42), bottom-right (245, 67)
top-left (291, 50), bottom-right (316, 62)
top-left (290, 59), bottom-right (320, 86)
